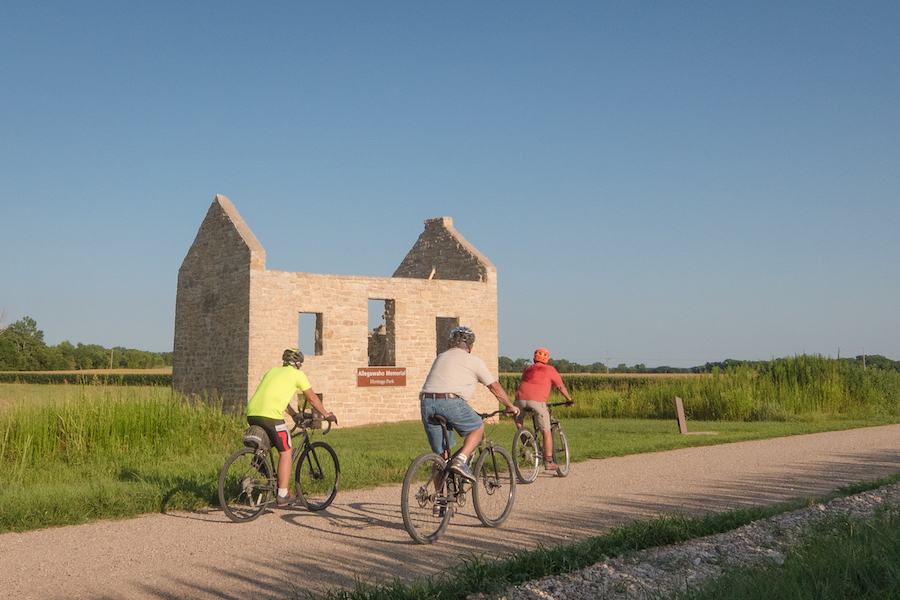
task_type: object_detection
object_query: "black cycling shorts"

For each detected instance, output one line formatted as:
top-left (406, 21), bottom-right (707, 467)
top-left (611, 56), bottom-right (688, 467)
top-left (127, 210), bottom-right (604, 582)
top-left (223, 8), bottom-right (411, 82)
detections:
top-left (247, 416), bottom-right (292, 453)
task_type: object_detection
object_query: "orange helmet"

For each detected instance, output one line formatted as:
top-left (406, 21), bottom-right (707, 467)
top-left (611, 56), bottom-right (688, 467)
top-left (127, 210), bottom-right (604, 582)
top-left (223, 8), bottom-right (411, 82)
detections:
top-left (533, 348), bottom-right (550, 364)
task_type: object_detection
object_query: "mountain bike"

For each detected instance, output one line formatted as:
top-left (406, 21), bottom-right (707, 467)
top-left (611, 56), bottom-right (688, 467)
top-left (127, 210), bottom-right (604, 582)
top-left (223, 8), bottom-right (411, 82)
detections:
top-left (400, 410), bottom-right (516, 544)
top-left (218, 403), bottom-right (340, 523)
top-left (511, 401), bottom-right (570, 483)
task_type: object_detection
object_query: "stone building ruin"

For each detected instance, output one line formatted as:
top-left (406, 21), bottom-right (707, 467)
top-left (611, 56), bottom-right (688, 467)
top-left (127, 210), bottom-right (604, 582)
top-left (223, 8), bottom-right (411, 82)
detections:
top-left (173, 195), bottom-right (499, 427)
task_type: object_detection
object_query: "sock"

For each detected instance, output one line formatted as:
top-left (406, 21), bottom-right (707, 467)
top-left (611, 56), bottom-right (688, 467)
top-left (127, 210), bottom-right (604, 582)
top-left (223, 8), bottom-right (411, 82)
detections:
top-left (455, 453), bottom-right (468, 465)
top-left (278, 488), bottom-right (288, 497)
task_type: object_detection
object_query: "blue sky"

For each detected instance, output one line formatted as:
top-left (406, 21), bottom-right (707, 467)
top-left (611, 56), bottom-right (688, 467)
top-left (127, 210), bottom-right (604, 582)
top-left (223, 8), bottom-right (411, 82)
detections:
top-left (2, 2), bottom-right (898, 369)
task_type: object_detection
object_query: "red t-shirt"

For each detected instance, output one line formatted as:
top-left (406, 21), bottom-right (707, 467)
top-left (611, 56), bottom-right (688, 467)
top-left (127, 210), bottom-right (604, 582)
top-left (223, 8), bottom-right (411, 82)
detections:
top-left (515, 363), bottom-right (564, 402)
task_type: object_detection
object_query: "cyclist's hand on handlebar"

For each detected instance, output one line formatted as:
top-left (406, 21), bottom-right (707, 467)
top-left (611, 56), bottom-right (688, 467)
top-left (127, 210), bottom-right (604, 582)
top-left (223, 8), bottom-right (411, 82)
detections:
top-left (565, 400), bottom-right (575, 407)
top-left (325, 412), bottom-right (338, 425)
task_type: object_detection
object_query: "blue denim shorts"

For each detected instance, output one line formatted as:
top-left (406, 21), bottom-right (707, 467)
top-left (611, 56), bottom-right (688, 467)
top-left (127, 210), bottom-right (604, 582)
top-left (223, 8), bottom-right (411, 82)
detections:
top-left (420, 396), bottom-right (484, 454)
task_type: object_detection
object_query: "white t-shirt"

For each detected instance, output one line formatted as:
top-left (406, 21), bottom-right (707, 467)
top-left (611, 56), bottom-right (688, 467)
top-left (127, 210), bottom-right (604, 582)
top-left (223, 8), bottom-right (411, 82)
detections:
top-left (420, 348), bottom-right (496, 401)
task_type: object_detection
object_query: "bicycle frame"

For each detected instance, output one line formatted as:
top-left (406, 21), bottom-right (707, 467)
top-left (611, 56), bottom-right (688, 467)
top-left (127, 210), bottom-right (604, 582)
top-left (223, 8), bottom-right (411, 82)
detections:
top-left (512, 401), bottom-right (570, 482)
top-left (401, 409), bottom-right (515, 542)
top-left (219, 401), bottom-right (339, 522)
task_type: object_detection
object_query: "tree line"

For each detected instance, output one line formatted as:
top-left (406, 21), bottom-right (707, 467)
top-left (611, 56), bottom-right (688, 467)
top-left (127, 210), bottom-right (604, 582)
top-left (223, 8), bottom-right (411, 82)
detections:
top-left (0, 316), bottom-right (172, 371)
top-left (499, 354), bottom-right (900, 374)
top-left (499, 356), bottom-right (694, 374)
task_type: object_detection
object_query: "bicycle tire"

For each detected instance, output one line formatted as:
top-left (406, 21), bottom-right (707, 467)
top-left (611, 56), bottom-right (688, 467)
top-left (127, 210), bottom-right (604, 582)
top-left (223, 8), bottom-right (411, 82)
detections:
top-left (472, 446), bottom-right (516, 527)
top-left (401, 452), bottom-right (453, 544)
top-left (295, 441), bottom-right (340, 511)
top-left (218, 447), bottom-right (273, 523)
top-left (511, 428), bottom-right (540, 484)
top-left (552, 425), bottom-right (570, 477)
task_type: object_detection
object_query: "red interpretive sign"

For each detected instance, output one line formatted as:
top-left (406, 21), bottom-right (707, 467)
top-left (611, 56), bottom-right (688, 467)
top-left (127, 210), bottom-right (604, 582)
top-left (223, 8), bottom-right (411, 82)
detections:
top-left (357, 367), bottom-right (407, 387)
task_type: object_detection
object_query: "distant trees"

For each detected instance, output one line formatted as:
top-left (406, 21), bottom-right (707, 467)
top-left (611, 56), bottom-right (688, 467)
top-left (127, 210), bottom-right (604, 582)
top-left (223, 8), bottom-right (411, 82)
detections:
top-left (498, 355), bottom-right (692, 374)
top-left (498, 354), bottom-right (900, 375)
top-left (0, 315), bottom-right (172, 371)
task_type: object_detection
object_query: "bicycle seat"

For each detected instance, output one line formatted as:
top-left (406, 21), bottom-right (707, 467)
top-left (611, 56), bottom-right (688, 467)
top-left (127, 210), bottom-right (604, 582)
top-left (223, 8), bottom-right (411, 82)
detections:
top-left (242, 425), bottom-right (271, 452)
top-left (426, 414), bottom-right (449, 428)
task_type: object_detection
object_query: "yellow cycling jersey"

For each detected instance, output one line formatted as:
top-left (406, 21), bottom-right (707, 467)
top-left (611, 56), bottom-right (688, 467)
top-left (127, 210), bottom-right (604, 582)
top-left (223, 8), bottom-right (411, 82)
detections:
top-left (246, 366), bottom-right (312, 420)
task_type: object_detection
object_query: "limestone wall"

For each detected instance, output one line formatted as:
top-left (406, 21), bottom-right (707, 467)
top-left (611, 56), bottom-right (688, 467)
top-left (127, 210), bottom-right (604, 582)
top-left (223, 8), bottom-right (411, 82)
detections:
top-left (174, 196), bottom-right (500, 428)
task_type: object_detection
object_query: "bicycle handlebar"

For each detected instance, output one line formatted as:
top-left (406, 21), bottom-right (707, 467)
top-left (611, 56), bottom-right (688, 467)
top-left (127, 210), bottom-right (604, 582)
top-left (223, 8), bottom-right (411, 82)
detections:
top-left (287, 407), bottom-right (334, 434)
top-left (477, 409), bottom-right (513, 419)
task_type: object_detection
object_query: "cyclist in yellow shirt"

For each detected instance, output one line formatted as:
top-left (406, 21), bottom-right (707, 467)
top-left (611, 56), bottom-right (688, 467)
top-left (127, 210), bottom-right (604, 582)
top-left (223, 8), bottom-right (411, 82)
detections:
top-left (247, 349), bottom-right (337, 506)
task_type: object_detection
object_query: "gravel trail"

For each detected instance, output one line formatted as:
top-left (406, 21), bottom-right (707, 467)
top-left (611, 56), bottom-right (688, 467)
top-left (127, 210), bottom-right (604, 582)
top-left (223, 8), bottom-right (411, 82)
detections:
top-left (2, 424), bottom-right (899, 600)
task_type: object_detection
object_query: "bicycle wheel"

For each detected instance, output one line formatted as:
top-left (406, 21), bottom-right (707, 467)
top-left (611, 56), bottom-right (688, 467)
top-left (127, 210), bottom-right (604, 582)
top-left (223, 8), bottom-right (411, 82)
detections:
top-left (295, 441), bottom-right (340, 511)
top-left (511, 428), bottom-right (540, 484)
top-left (472, 446), bottom-right (516, 527)
top-left (401, 452), bottom-right (453, 544)
top-left (218, 447), bottom-right (273, 523)
top-left (552, 425), bottom-right (570, 477)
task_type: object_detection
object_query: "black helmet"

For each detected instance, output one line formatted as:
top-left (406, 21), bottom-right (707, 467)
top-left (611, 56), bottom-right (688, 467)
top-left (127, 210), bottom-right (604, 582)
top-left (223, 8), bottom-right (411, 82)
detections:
top-left (449, 326), bottom-right (475, 349)
top-left (282, 349), bottom-right (304, 366)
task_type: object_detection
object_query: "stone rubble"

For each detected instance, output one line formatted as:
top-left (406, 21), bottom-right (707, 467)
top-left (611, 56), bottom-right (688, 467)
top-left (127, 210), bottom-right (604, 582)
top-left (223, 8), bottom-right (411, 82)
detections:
top-left (471, 482), bottom-right (900, 600)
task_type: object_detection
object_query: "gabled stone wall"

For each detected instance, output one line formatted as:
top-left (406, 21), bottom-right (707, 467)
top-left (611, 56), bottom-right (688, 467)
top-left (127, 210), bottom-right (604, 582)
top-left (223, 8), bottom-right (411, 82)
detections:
top-left (173, 196), bottom-right (499, 428)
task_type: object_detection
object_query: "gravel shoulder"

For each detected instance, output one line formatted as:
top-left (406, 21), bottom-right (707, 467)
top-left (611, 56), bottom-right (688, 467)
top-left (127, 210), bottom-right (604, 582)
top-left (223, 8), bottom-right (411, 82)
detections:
top-left (475, 481), bottom-right (900, 600)
top-left (2, 424), bottom-right (899, 600)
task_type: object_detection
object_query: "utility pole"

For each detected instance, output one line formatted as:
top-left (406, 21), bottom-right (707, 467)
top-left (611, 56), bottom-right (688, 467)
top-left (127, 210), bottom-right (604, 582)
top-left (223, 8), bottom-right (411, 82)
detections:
top-left (606, 352), bottom-right (610, 374)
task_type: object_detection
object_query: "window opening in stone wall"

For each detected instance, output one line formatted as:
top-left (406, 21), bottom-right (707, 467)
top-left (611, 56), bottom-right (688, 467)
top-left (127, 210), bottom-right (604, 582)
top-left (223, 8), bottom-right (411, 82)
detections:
top-left (298, 312), bottom-right (323, 357)
top-left (368, 299), bottom-right (395, 366)
top-left (436, 317), bottom-right (460, 355)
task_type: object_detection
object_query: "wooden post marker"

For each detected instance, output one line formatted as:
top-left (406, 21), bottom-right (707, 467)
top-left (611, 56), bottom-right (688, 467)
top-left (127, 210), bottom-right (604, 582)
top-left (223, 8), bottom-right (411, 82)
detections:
top-left (675, 396), bottom-right (689, 434)
top-left (674, 396), bottom-right (718, 435)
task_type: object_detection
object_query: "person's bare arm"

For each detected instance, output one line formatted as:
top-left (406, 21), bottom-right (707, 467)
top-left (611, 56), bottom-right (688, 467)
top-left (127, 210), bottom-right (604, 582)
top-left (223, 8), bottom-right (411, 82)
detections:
top-left (558, 383), bottom-right (574, 405)
top-left (302, 388), bottom-right (337, 422)
top-left (488, 381), bottom-right (520, 416)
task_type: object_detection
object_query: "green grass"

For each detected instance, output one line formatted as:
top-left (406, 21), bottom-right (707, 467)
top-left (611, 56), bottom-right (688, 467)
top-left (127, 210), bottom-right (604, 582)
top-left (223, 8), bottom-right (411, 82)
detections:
top-left (1, 381), bottom-right (898, 534)
top-left (302, 474), bottom-right (900, 600)
top-left (670, 505), bottom-right (900, 600)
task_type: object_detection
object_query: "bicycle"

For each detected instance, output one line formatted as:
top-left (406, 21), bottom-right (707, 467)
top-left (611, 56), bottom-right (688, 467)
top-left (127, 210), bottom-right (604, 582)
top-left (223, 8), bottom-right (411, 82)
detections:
top-left (400, 410), bottom-right (516, 544)
top-left (218, 402), bottom-right (340, 523)
top-left (511, 401), bottom-right (570, 483)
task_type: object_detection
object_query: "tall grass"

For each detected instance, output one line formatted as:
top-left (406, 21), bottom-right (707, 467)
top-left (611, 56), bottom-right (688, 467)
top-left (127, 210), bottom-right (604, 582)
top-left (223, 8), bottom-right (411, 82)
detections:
top-left (0, 382), bottom-right (236, 470)
top-left (0, 382), bottom-right (242, 531)
top-left (506, 355), bottom-right (900, 422)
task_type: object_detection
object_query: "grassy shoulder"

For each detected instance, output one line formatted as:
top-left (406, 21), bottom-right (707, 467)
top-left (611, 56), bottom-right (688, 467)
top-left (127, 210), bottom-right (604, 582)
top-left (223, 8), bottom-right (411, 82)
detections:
top-left (305, 474), bottom-right (900, 600)
top-left (669, 496), bottom-right (900, 600)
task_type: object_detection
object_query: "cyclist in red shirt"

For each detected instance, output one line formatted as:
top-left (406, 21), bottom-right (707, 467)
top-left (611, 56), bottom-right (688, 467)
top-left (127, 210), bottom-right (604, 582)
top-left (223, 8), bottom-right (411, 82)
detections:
top-left (514, 348), bottom-right (574, 470)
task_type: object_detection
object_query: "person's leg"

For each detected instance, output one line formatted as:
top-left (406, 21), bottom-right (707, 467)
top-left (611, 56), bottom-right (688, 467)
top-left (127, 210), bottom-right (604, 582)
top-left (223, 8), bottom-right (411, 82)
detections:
top-left (248, 416), bottom-right (295, 496)
top-left (270, 422), bottom-right (294, 502)
top-left (422, 396), bottom-right (456, 456)
top-left (439, 399), bottom-right (485, 482)
top-left (460, 425), bottom-right (485, 458)
top-left (277, 449), bottom-right (292, 490)
top-left (524, 402), bottom-right (556, 468)
top-left (542, 428), bottom-right (554, 461)
top-left (513, 400), bottom-right (526, 429)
